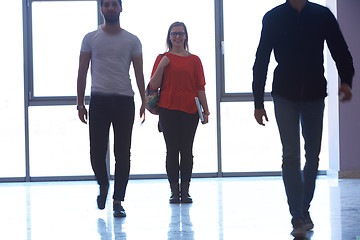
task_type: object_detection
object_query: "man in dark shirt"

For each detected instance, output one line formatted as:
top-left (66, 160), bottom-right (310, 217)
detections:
top-left (252, 0), bottom-right (354, 237)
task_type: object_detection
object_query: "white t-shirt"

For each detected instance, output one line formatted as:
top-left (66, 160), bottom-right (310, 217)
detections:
top-left (81, 26), bottom-right (142, 96)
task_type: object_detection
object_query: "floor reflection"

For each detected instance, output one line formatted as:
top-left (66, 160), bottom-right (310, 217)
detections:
top-left (0, 177), bottom-right (359, 240)
top-left (113, 217), bottom-right (127, 239)
top-left (98, 218), bottom-right (112, 240)
top-left (97, 214), bottom-right (127, 239)
top-left (168, 204), bottom-right (194, 240)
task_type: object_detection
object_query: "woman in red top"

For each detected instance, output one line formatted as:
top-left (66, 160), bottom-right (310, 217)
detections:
top-left (150, 22), bottom-right (210, 204)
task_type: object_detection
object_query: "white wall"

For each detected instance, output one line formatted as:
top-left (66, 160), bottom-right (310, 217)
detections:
top-left (328, 0), bottom-right (360, 178)
top-left (337, 0), bottom-right (360, 177)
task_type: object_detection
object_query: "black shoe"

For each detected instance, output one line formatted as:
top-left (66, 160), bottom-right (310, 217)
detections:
top-left (97, 195), bottom-right (107, 210)
top-left (97, 185), bottom-right (109, 210)
top-left (113, 203), bottom-right (126, 218)
top-left (291, 218), bottom-right (306, 238)
top-left (169, 183), bottom-right (180, 204)
top-left (303, 210), bottom-right (314, 230)
top-left (169, 195), bottom-right (181, 204)
top-left (180, 182), bottom-right (193, 203)
top-left (180, 194), bottom-right (193, 203)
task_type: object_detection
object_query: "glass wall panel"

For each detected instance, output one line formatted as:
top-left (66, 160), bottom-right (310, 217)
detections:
top-left (32, 1), bottom-right (97, 97)
top-left (221, 102), bottom-right (282, 172)
top-left (0, 0), bottom-right (25, 177)
top-left (108, 0), bottom-right (218, 175)
top-left (221, 102), bottom-right (329, 172)
top-left (24, 0), bottom-right (331, 180)
top-left (29, 106), bottom-right (93, 176)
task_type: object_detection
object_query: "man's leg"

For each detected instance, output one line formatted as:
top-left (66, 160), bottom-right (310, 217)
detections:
top-left (89, 95), bottom-right (111, 209)
top-left (300, 99), bottom-right (324, 211)
top-left (89, 96), bottom-right (111, 188)
top-left (112, 96), bottom-right (135, 202)
top-left (273, 96), bottom-right (304, 220)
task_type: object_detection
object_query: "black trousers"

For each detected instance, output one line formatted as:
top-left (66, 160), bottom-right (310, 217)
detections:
top-left (158, 107), bottom-right (199, 184)
top-left (89, 93), bottom-right (135, 201)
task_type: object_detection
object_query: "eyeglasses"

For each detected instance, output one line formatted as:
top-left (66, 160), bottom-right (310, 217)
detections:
top-left (170, 32), bottom-right (186, 37)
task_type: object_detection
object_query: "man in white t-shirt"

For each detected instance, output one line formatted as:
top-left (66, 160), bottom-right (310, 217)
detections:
top-left (76, 0), bottom-right (145, 218)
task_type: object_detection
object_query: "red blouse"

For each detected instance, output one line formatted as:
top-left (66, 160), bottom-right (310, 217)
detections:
top-left (150, 52), bottom-right (206, 114)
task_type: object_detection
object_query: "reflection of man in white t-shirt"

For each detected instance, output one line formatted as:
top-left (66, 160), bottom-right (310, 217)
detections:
top-left (76, 0), bottom-right (145, 218)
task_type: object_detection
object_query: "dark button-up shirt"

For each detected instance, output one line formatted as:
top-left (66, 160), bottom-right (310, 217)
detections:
top-left (252, 0), bottom-right (354, 109)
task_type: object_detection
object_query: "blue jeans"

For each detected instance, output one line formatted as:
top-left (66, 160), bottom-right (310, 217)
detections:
top-left (273, 95), bottom-right (325, 221)
top-left (89, 93), bottom-right (135, 201)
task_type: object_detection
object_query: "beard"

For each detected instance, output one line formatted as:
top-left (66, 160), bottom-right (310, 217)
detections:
top-left (103, 12), bottom-right (120, 24)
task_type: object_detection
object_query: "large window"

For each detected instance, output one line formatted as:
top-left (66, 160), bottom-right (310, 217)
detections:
top-left (28, 106), bottom-right (93, 177)
top-left (27, 0), bottom-right (217, 178)
top-left (221, 102), bottom-right (282, 172)
top-left (111, 0), bottom-right (217, 175)
top-left (221, 102), bottom-right (329, 172)
top-left (32, 1), bottom-right (97, 97)
top-left (221, 0), bottom-right (328, 173)
top-left (1, 0), bottom-right (334, 181)
top-left (27, 1), bottom-right (97, 177)
top-left (223, 0), bottom-right (284, 93)
top-left (0, 0), bottom-right (25, 178)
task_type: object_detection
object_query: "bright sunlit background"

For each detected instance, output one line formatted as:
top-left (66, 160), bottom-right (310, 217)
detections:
top-left (0, 0), bottom-right (328, 178)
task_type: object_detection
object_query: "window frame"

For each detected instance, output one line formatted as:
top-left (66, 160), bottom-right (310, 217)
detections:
top-left (0, 0), bottom-right (329, 182)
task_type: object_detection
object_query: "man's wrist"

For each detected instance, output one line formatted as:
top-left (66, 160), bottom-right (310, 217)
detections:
top-left (77, 105), bottom-right (85, 110)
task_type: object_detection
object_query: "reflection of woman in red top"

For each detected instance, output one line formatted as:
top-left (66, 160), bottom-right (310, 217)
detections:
top-left (150, 22), bottom-right (210, 204)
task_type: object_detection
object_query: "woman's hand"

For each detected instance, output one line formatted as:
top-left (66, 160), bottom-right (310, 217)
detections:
top-left (202, 112), bottom-right (209, 124)
top-left (149, 55), bottom-right (170, 90)
top-left (159, 56), bottom-right (170, 68)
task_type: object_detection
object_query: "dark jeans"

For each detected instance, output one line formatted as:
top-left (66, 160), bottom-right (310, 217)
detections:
top-left (89, 93), bottom-right (135, 201)
top-left (273, 95), bottom-right (325, 221)
top-left (158, 107), bottom-right (199, 184)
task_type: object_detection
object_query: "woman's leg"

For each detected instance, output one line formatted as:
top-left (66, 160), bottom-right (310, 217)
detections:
top-left (159, 108), bottom-right (182, 203)
top-left (179, 112), bottom-right (199, 183)
top-left (159, 108), bottom-right (182, 184)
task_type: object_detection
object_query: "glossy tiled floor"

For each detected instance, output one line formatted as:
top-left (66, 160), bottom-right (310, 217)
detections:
top-left (0, 176), bottom-right (359, 240)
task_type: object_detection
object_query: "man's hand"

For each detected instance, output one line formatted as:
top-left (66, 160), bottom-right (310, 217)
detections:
top-left (78, 107), bottom-right (88, 124)
top-left (254, 108), bottom-right (268, 126)
top-left (339, 83), bottom-right (352, 102)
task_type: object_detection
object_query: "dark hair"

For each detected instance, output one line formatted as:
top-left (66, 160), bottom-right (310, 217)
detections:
top-left (166, 22), bottom-right (189, 51)
top-left (100, 0), bottom-right (122, 6)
